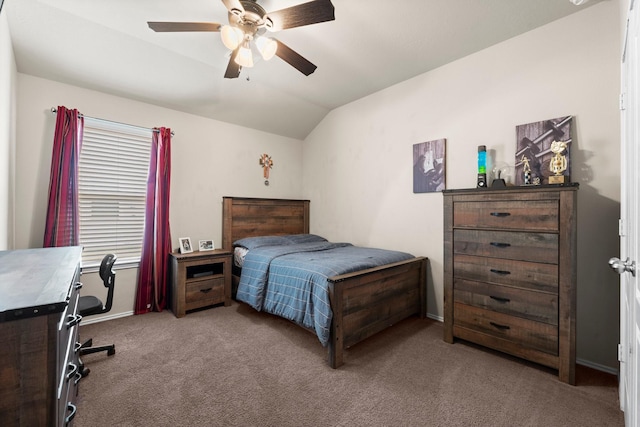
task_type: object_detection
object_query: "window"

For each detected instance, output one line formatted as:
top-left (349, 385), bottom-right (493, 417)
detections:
top-left (78, 118), bottom-right (152, 267)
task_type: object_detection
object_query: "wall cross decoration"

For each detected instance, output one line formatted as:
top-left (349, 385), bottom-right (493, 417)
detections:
top-left (259, 153), bottom-right (274, 185)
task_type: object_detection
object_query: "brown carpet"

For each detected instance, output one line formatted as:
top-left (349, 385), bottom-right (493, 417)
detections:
top-left (75, 303), bottom-right (623, 427)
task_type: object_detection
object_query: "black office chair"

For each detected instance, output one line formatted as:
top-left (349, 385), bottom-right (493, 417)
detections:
top-left (78, 253), bottom-right (117, 377)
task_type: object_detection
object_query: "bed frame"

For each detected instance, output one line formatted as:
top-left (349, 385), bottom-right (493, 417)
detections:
top-left (222, 197), bottom-right (428, 368)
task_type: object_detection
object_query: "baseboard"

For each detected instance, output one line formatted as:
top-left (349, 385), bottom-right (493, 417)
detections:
top-left (577, 358), bottom-right (619, 376)
top-left (81, 310), bottom-right (134, 325)
top-left (427, 313), bottom-right (444, 322)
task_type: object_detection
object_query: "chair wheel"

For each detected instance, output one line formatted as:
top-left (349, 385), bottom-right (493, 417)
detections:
top-left (107, 348), bottom-right (116, 356)
top-left (81, 367), bottom-right (91, 378)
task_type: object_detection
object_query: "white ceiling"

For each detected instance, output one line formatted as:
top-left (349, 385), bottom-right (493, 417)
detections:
top-left (5, 0), bottom-right (601, 140)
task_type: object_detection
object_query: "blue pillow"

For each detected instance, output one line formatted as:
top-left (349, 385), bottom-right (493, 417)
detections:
top-left (233, 234), bottom-right (328, 250)
top-left (233, 235), bottom-right (289, 250)
top-left (284, 234), bottom-right (328, 244)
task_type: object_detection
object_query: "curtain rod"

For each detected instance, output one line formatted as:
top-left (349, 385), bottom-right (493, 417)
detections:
top-left (50, 107), bottom-right (175, 136)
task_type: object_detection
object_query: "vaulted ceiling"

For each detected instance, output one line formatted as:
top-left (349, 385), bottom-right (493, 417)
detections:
top-left (6, 0), bottom-right (601, 139)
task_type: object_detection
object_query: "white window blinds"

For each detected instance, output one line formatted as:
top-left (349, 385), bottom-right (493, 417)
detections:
top-left (78, 118), bottom-right (152, 266)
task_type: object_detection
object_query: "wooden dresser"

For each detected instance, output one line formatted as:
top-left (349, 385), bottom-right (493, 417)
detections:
top-left (0, 246), bottom-right (84, 426)
top-left (169, 250), bottom-right (232, 317)
top-left (443, 185), bottom-right (578, 384)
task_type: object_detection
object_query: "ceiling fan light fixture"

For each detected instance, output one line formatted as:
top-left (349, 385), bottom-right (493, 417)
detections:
top-left (235, 41), bottom-right (254, 67)
top-left (256, 36), bottom-right (277, 60)
top-left (221, 25), bottom-right (243, 50)
top-left (147, 0), bottom-right (336, 78)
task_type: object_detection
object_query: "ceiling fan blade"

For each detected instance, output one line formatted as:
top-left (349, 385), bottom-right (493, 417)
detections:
top-left (224, 48), bottom-right (241, 79)
top-left (221, 0), bottom-right (245, 16)
top-left (266, 0), bottom-right (335, 31)
top-left (274, 39), bottom-right (317, 76)
top-left (147, 22), bottom-right (222, 32)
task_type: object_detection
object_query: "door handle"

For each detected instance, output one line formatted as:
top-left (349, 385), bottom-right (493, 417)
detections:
top-left (608, 257), bottom-right (636, 276)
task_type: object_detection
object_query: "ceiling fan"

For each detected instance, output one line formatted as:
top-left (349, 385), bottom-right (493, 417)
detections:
top-left (148, 0), bottom-right (335, 79)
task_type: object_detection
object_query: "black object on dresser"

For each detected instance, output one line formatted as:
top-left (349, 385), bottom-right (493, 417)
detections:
top-left (443, 185), bottom-right (578, 384)
top-left (0, 246), bottom-right (84, 426)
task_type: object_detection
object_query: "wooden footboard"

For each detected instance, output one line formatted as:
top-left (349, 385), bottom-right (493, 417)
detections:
top-left (328, 256), bottom-right (428, 368)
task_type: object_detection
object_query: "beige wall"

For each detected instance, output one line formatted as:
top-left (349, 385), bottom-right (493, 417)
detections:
top-left (303, 1), bottom-right (621, 371)
top-left (14, 75), bottom-right (303, 319)
top-left (0, 10), bottom-right (16, 250)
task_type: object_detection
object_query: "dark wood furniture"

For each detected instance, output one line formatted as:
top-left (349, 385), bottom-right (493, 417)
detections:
top-left (443, 185), bottom-right (578, 384)
top-left (169, 249), bottom-right (232, 318)
top-left (222, 196), bottom-right (428, 368)
top-left (0, 246), bottom-right (84, 426)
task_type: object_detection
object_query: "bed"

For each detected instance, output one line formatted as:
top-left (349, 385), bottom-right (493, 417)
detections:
top-left (222, 196), bottom-right (428, 368)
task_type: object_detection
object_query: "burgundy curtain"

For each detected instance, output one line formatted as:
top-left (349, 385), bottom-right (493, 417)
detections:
top-left (135, 127), bottom-right (172, 314)
top-left (43, 106), bottom-right (84, 248)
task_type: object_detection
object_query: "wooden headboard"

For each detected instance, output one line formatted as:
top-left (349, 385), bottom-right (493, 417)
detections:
top-left (222, 197), bottom-right (310, 251)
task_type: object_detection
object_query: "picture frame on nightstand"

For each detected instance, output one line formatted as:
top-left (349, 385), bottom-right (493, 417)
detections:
top-left (199, 239), bottom-right (214, 251)
top-left (179, 237), bottom-right (193, 254)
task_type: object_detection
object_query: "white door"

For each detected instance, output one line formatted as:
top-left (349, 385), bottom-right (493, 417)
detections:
top-left (615, 1), bottom-right (640, 425)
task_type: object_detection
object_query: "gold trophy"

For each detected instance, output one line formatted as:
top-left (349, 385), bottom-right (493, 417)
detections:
top-left (522, 155), bottom-right (532, 185)
top-left (549, 140), bottom-right (568, 184)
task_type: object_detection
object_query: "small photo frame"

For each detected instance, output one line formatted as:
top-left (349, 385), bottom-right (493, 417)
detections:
top-left (199, 239), bottom-right (214, 251)
top-left (179, 237), bottom-right (193, 254)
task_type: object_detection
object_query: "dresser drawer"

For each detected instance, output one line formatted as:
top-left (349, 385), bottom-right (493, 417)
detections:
top-left (58, 330), bottom-right (80, 427)
top-left (454, 278), bottom-right (558, 325)
top-left (454, 229), bottom-right (558, 264)
top-left (454, 303), bottom-right (558, 355)
top-left (454, 254), bottom-right (558, 293)
top-left (57, 278), bottom-right (81, 427)
top-left (57, 290), bottom-right (80, 386)
top-left (453, 200), bottom-right (559, 231)
top-left (185, 277), bottom-right (225, 308)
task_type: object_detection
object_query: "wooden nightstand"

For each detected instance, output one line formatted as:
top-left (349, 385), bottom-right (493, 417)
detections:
top-left (169, 249), bottom-right (232, 318)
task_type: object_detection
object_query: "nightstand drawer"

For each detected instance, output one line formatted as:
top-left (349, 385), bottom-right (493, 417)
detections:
top-left (454, 229), bottom-right (558, 263)
top-left (454, 303), bottom-right (558, 355)
top-left (454, 278), bottom-right (558, 325)
top-left (185, 277), bottom-right (225, 305)
top-left (454, 254), bottom-right (558, 293)
top-left (453, 200), bottom-right (558, 231)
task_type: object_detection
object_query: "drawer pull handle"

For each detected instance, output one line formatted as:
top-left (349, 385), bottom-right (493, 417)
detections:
top-left (490, 295), bottom-right (511, 303)
top-left (75, 281), bottom-right (83, 290)
top-left (66, 314), bottom-right (82, 329)
top-left (490, 242), bottom-right (511, 248)
top-left (490, 322), bottom-right (511, 331)
top-left (74, 371), bottom-right (82, 385)
top-left (65, 403), bottom-right (77, 425)
top-left (66, 362), bottom-right (78, 381)
top-left (200, 288), bottom-right (213, 293)
top-left (490, 212), bottom-right (511, 217)
top-left (490, 269), bottom-right (511, 275)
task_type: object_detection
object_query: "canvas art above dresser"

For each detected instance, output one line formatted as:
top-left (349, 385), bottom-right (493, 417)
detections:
top-left (443, 185), bottom-right (578, 384)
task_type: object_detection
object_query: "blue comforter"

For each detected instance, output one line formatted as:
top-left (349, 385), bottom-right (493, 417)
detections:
top-left (236, 240), bottom-right (414, 346)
